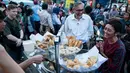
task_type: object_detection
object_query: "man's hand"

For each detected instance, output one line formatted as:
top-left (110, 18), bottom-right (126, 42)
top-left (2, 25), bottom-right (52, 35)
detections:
top-left (30, 55), bottom-right (44, 64)
top-left (16, 39), bottom-right (22, 47)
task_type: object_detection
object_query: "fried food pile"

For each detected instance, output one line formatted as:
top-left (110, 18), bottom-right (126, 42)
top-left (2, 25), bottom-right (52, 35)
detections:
top-left (67, 36), bottom-right (82, 48)
top-left (36, 40), bottom-right (48, 49)
top-left (66, 58), bottom-right (80, 69)
top-left (36, 35), bottom-right (54, 49)
top-left (58, 36), bottom-right (82, 55)
top-left (66, 56), bottom-right (97, 69)
top-left (44, 35), bottom-right (55, 46)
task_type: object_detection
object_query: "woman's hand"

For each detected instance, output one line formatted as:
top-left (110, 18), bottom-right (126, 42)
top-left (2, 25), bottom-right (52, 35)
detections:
top-left (96, 41), bottom-right (107, 58)
top-left (96, 41), bottom-right (104, 52)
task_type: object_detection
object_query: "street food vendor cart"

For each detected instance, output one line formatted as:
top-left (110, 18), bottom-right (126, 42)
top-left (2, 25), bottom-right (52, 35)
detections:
top-left (23, 32), bottom-right (107, 73)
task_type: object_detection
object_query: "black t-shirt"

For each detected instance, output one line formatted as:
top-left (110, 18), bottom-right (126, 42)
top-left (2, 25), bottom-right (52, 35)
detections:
top-left (3, 17), bottom-right (21, 38)
top-left (0, 32), bottom-right (5, 47)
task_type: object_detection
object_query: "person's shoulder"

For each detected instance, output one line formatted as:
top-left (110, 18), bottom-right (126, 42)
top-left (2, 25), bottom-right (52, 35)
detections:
top-left (4, 17), bottom-right (9, 21)
top-left (83, 14), bottom-right (90, 17)
top-left (117, 40), bottom-right (125, 50)
top-left (46, 11), bottom-right (51, 16)
top-left (83, 14), bottom-right (92, 20)
top-left (67, 14), bottom-right (74, 18)
top-left (65, 14), bottom-right (74, 20)
top-left (4, 17), bottom-right (12, 25)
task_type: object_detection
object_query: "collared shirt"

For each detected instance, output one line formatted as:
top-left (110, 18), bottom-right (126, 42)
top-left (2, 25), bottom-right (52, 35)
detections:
top-left (110, 10), bottom-right (119, 18)
top-left (52, 13), bottom-right (61, 25)
top-left (63, 14), bottom-right (94, 42)
top-left (38, 10), bottom-right (54, 29)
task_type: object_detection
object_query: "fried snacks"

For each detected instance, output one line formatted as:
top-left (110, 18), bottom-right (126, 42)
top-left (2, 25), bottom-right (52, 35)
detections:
top-left (66, 56), bottom-right (98, 69)
top-left (67, 36), bottom-right (82, 48)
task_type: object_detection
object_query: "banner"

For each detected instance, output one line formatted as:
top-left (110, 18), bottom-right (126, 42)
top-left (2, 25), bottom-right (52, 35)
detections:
top-left (65, 0), bottom-right (75, 9)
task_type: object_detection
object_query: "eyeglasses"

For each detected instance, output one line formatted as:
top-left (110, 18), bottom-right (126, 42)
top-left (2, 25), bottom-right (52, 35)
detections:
top-left (75, 9), bottom-right (84, 12)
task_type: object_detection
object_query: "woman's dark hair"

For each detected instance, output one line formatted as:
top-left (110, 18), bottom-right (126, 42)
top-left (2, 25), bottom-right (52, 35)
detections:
top-left (95, 3), bottom-right (101, 9)
top-left (107, 19), bottom-right (122, 33)
top-left (24, 5), bottom-right (30, 15)
top-left (24, 5), bottom-right (29, 11)
top-left (85, 6), bottom-right (92, 14)
top-left (42, 3), bottom-right (48, 10)
top-left (26, 8), bottom-right (33, 16)
top-left (19, 2), bottom-right (24, 7)
top-left (0, 10), bottom-right (5, 21)
top-left (0, 2), bottom-right (6, 8)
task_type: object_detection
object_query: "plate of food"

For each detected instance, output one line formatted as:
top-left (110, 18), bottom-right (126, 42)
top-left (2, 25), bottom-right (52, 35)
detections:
top-left (48, 36), bottom-right (83, 56)
top-left (35, 40), bottom-right (48, 50)
top-left (59, 46), bottom-right (108, 72)
top-left (66, 56), bottom-right (98, 69)
top-left (35, 34), bottom-right (55, 50)
top-left (43, 34), bottom-right (55, 47)
top-left (60, 55), bottom-right (98, 72)
top-left (59, 46), bottom-right (82, 56)
top-left (59, 36), bottom-right (83, 56)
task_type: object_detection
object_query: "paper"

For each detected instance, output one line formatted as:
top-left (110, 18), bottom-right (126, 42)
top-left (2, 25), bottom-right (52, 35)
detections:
top-left (87, 46), bottom-right (99, 56)
top-left (59, 46), bottom-right (108, 72)
top-left (43, 31), bottom-right (55, 40)
top-left (35, 33), bottom-right (44, 41)
top-left (23, 40), bottom-right (35, 52)
top-left (29, 33), bottom-right (44, 42)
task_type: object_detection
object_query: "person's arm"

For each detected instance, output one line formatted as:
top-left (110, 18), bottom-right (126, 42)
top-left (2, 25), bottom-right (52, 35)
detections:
top-left (3, 24), bottom-right (19, 42)
top-left (54, 14), bottom-right (61, 25)
top-left (0, 44), bottom-right (25, 73)
top-left (48, 14), bottom-right (55, 33)
top-left (18, 19), bottom-right (24, 39)
top-left (19, 55), bottom-right (44, 70)
top-left (20, 29), bottom-right (24, 39)
top-left (6, 34), bottom-right (19, 42)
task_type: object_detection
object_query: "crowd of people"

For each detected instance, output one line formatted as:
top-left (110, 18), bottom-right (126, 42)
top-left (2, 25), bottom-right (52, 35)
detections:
top-left (0, 0), bottom-right (130, 73)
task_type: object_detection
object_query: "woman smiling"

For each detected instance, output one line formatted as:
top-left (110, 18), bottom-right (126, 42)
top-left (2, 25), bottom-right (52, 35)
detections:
top-left (96, 19), bottom-right (126, 73)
